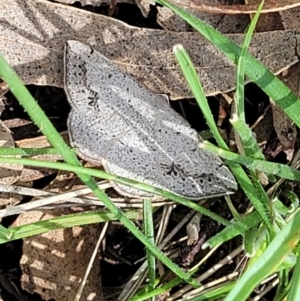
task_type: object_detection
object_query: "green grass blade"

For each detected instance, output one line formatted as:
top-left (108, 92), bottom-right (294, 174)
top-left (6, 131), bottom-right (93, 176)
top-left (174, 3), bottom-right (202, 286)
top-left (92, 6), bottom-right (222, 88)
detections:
top-left (244, 225), bottom-right (259, 257)
top-left (224, 209), bottom-right (300, 301)
top-left (0, 147), bottom-right (63, 156)
top-left (173, 44), bottom-right (227, 149)
top-left (130, 278), bottom-right (183, 301)
top-left (287, 243), bottom-right (300, 301)
top-left (0, 225), bottom-right (13, 240)
top-left (203, 212), bottom-right (261, 249)
top-left (173, 45), bottom-right (272, 230)
top-left (275, 279), bottom-right (290, 301)
top-left (231, 118), bottom-right (272, 220)
top-left (282, 191), bottom-right (299, 214)
top-left (0, 210), bottom-right (141, 243)
top-left (235, 0), bottom-right (264, 121)
top-left (188, 281), bottom-right (236, 300)
top-left (231, 117), bottom-right (265, 159)
top-left (156, 0), bottom-right (300, 128)
top-left (200, 141), bottom-right (300, 181)
top-left (143, 200), bottom-right (156, 296)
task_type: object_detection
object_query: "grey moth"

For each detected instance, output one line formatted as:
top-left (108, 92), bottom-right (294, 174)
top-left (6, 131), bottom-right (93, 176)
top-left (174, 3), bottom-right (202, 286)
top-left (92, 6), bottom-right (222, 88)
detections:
top-left (64, 40), bottom-right (237, 200)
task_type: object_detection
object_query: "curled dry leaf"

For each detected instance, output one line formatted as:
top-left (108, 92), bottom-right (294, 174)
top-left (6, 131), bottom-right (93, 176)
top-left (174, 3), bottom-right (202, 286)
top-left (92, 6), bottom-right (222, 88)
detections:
top-left (186, 212), bottom-right (202, 246)
top-left (168, 0), bottom-right (300, 14)
top-left (135, 0), bottom-right (156, 17)
top-left (53, 0), bottom-right (135, 6)
top-left (53, 0), bottom-right (111, 5)
top-left (1, 0), bottom-right (300, 99)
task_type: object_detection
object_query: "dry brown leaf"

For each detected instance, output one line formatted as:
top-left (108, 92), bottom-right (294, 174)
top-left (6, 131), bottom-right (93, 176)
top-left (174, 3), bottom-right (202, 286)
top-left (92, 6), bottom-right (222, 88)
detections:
top-left (53, 0), bottom-right (135, 6)
top-left (269, 63), bottom-right (299, 161)
top-left (1, 0), bottom-right (300, 99)
top-left (16, 210), bottom-right (103, 301)
top-left (15, 132), bottom-right (69, 149)
top-left (280, 6), bottom-right (300, 29)
top-left (156, 3), bottom-right (249, 33)
top-left (169, 0), bottom-right (300, 14)
top-left (251, 107), bottom-right (274, 144)
top-left (245, 0), bottom-right (284, 32)
top-left (0, 191), bottom-right (22, 210)
top-left (0, 181), bottom-right (34, 211)
top-left (14, 134), bottom-right (68, 181)
top-left (270, 98), bottom-right (297, 161)
top-left (279, 63), bottom-right (300, 96)
top-left (156, 6), bottom-right (187, 31)
top-left (53, 0), bottom-right (110, 5)
top-left (135, 0), bottom-right (156, 17)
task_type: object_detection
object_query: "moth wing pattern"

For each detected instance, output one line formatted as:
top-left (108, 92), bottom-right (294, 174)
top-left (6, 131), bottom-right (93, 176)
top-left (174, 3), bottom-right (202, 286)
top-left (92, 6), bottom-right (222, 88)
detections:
top-left (64, 40), bottom-right (237, 199)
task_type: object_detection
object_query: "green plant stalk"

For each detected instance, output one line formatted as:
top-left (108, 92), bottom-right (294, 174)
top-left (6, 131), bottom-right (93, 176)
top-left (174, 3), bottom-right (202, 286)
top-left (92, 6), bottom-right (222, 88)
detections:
top-left (231, 6), bottom-right (262, 166)
top-left (0, 210), bottom-right (142, 243)
top-left (231, 117), bottom-right (273, 236)
top-left (130, 278), bottom-right (183, 301)
top-left (282, 191), bottom-right (299, 213)
top-left (231, 117), bottom-right (265, 160)
top-left (156, 0), bottom-right (300, 128)
top-left (275, 269), bottom-right (290, 301)
top-left (200, 141), bottom-right (300, 181)
top-left (0, 147), bottom-right (64, 156)
top-left (275, 282), bottom-right (290, 301)
top-left (188, 281), bottom-right (237, 301)
top-left (249, 173), bottom-right (273, 223)
top-left (244, 225), bottom-right (259, 257)
top-left (224, 209), bottom-right (300, 301)
top-left (246, 225), bottom-right (269, 268)
top-left (204, 212), bottom-right (261, 249)
top-left (225, 195), bottom-right (241, 220)
top-left (287, 243), bottom-right (300, 301)
top-left (0, 55), bottom-right (196, 285)
top-left (235, 0), bottom-right (264, 122)
top-left (173, 45), bottom-right (227, 150)
top-left (143, 200), bottom-right (156, 295)
top-left (273, 197), bottom-right (291, 216)
top-left (0, 225), bottom-right (12, 239)
top-left (173, 45), bottom-right (272, 230)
